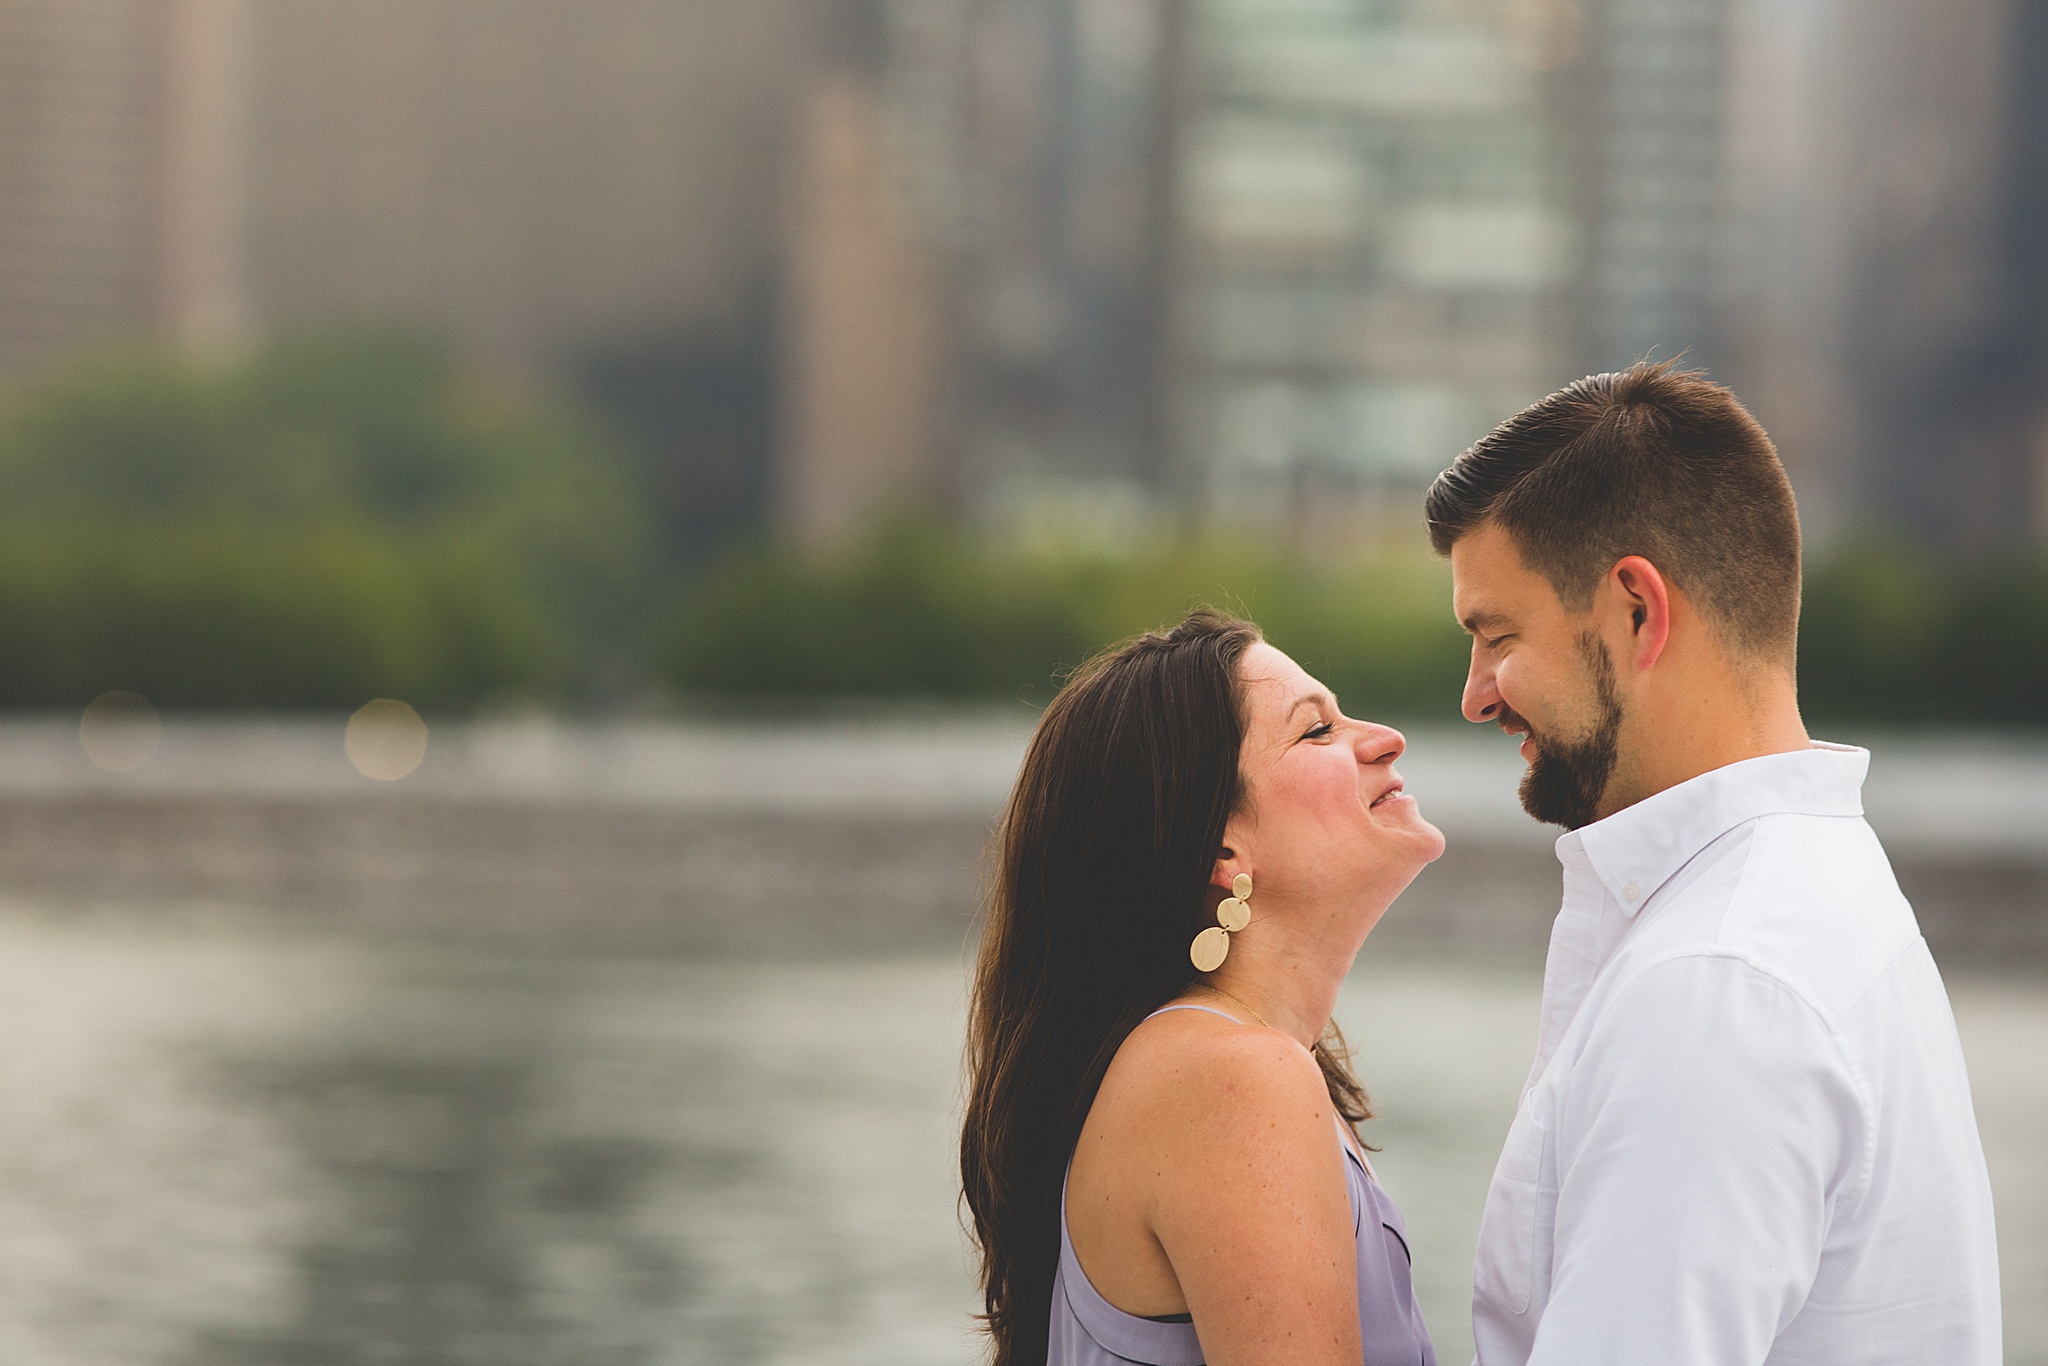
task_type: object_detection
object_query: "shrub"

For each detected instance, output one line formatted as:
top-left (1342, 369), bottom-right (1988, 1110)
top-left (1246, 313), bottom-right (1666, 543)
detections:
top-left (668, 519), bottom-right (2048, 728)
top-left (664, 518), bottom-right (1473, 720)
top-left (0, 330), bottom-right (641, 710)
top-left (1797, 543), bottom-right (2048, 728)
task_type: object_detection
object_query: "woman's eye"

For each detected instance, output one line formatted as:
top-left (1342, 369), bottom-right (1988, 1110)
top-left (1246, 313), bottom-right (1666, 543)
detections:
top-left (1303, 721), bottom-right (1335, 740)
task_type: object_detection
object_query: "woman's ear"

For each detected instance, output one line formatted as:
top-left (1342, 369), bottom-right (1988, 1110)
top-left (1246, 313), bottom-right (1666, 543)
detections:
top-left (1210, 845), bottom-right (1245, 894)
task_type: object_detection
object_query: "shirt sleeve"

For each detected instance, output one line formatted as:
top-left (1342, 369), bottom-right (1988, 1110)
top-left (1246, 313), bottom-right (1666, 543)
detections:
top-left (1527, 952), bottom-right (1867, 1366)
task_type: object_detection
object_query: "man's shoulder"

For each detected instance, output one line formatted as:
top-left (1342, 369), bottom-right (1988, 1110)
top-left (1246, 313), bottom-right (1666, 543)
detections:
top-left (1631, 811), bottom-right (1922, 1024)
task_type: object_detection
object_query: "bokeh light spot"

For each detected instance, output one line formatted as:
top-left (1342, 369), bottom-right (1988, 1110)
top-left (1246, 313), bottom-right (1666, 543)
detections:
top-left (79, 691), bottom-right (162, 774)
top-left (345, 699), bottom-right (428, 782)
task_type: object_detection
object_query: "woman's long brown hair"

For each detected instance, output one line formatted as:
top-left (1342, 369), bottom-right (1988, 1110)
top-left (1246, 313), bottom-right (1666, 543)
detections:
top-left (960, 610), bottom-right (1372, 1366)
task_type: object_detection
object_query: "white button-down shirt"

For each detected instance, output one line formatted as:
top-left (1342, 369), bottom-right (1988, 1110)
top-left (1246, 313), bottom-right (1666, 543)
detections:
top-left (1471, 744), bottom-right (2001, 1366)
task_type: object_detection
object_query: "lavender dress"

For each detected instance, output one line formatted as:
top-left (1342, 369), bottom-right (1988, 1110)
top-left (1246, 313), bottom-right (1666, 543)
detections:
top-left (1048, 1005), bottom-right (1436, 1366)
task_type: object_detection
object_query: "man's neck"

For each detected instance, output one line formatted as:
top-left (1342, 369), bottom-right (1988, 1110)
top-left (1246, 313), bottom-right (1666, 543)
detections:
top-left (1599, 666), bottom-right (1810, 820)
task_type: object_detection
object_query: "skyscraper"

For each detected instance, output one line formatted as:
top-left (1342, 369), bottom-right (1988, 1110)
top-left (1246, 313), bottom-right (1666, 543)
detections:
top-left (0, 0), bottom-right (166, 371)
top-left (1175, 0), bottom-right (1579, 539)
top-left (776, 0), bottom-right (960, 544)
top-left (955, 0), bottom-right (1181, 526)
top-left (0, 0), bottom-right (817, 378)
top-left (1719, 0), bottom-right (2046, 549)
top-left (1574, 0), bottom-right (1731, 374)
top-left (238, 0), bottom-right (812, 372)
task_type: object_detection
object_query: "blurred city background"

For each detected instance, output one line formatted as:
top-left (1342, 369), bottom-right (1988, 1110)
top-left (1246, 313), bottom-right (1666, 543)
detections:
top-left (0, 0), bottom-right (2043, 1362)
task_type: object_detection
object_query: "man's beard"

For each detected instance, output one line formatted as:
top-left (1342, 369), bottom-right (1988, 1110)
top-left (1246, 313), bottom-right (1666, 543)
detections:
top-left (1504, 631), bottom-right (1624, 831)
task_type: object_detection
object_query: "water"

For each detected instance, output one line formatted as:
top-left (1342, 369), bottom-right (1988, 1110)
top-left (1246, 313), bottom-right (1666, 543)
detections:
top-left (0, 906), bottom-right (2038, 1365)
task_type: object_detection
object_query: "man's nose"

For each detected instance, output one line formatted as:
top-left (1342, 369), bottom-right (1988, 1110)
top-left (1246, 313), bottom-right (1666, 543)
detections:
top-left (1462, 647), bottom-right (1503, 724)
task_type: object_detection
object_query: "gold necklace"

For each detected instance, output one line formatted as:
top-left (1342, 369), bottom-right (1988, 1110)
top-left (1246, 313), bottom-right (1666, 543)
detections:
top-left (1199, 983), bottom-right (1275, 1032)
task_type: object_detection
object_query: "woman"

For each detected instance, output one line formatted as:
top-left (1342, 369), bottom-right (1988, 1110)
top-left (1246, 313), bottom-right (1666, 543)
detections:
top-left (962, 611), bottom-right (1446, 1366)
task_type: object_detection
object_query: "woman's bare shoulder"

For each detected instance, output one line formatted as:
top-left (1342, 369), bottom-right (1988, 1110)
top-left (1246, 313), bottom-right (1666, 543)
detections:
top-left (1095, 1006), bottom-right (1359, 1360)
top-left (1096, 1005), bottom-right (1334, 1152)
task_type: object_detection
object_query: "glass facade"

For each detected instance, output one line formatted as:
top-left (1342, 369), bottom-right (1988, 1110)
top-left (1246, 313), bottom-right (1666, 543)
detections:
top-left (1179, 0), bottom-right (1579, 532)
top-left (959, 0), bottom-right (1179, 528)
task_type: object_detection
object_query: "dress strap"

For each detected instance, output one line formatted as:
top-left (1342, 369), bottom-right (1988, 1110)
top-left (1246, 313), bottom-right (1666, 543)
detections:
top-left (1335, 1111), bottom-right (1375, 1180)
top-left (1141, 1002), bottom-right (1243, 1025)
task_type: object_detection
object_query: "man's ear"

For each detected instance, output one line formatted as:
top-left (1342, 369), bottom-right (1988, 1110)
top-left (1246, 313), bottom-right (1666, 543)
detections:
top-left (1611, 556), bottom-right (1672, 670)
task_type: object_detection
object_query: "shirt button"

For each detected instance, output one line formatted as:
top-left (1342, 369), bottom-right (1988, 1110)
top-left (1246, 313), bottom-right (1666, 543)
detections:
top-left (1622, 882), bottom-right (1641, 902)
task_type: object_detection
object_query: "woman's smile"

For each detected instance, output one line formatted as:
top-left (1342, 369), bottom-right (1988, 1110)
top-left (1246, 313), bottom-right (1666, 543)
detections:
top-left (1366, 778), bottom-right (1411, 811)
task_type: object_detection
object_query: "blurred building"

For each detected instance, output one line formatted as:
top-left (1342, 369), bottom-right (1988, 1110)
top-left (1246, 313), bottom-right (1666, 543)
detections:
top-left (777, 0), bottom-right (962, 545)
top-left (0, 0), bottom-right (815, 368)
top-left (1174, 0), bottom-right (1580, 540)
top-left (1574, 0), bottom-right (1731, 374)
top-left (8, 0), bottom-right (2040, 553)
top-left (1720, 0), bottom-right (2048, 550)
top-left (950, 0), bottom-right (1181, 536)
top-left (253, 2), bottom-right (812, 370)
top-left (0, 0), bottom-right (979, 552)
top-left (948, 0), bottom-right (1765, 544)
top-left (0, 0), bottom-right (818, 556)
top-left (0, 0), bottom-right (165, 371)
top-left (252, 0), bottom-right (820, 558)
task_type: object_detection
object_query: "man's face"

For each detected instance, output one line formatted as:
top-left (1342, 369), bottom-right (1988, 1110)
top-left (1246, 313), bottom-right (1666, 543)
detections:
top-left (1449, 522), bottom-right (1625, 829)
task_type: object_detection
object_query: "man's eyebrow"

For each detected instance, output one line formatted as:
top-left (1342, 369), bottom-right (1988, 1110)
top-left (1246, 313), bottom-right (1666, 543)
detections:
top-left (1459, 610), bottom-right (1513, 634)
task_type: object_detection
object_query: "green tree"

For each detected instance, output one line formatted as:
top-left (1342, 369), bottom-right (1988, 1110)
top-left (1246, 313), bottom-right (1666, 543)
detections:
top-left (0, 329), bottom-right (643, 709)
top-left (663, 515), bottom-right (1471, 720)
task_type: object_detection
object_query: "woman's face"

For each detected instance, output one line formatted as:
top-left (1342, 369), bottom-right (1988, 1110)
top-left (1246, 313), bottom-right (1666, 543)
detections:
top-left (1220, 643), bottom-right (1445, 927)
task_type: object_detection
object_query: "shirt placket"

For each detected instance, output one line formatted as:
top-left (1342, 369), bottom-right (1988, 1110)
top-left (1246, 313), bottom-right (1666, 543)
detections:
top-left (1526, 838), bottom-right (1634, 1099)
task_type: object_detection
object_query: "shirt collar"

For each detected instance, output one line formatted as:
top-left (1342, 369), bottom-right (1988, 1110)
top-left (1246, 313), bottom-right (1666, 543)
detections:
top-left (1556, 742), bottom-right (1869, 915)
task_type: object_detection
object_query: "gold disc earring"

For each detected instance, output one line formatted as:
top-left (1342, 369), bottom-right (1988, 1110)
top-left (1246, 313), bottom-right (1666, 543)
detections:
top-left (1190, 873), bottom-right (1254, 972)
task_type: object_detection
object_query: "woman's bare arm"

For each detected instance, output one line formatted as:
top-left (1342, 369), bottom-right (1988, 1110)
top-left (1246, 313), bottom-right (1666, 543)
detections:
top-left (1145, 1027), bottom-right (1361, 1366)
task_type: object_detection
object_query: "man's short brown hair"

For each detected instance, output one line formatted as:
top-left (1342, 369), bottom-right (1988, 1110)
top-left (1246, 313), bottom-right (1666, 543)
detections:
top-left (1425, 360), bottom-right (1802, 664)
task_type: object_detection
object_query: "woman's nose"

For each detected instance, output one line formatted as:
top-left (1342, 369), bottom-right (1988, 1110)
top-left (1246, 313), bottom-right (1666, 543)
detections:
top-left (1354, 722), bottom-right (1405, 766)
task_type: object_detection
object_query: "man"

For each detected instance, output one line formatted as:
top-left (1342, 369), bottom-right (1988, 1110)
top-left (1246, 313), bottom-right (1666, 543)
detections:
top-left (1427, 361), bottom-right (2000, 1365)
